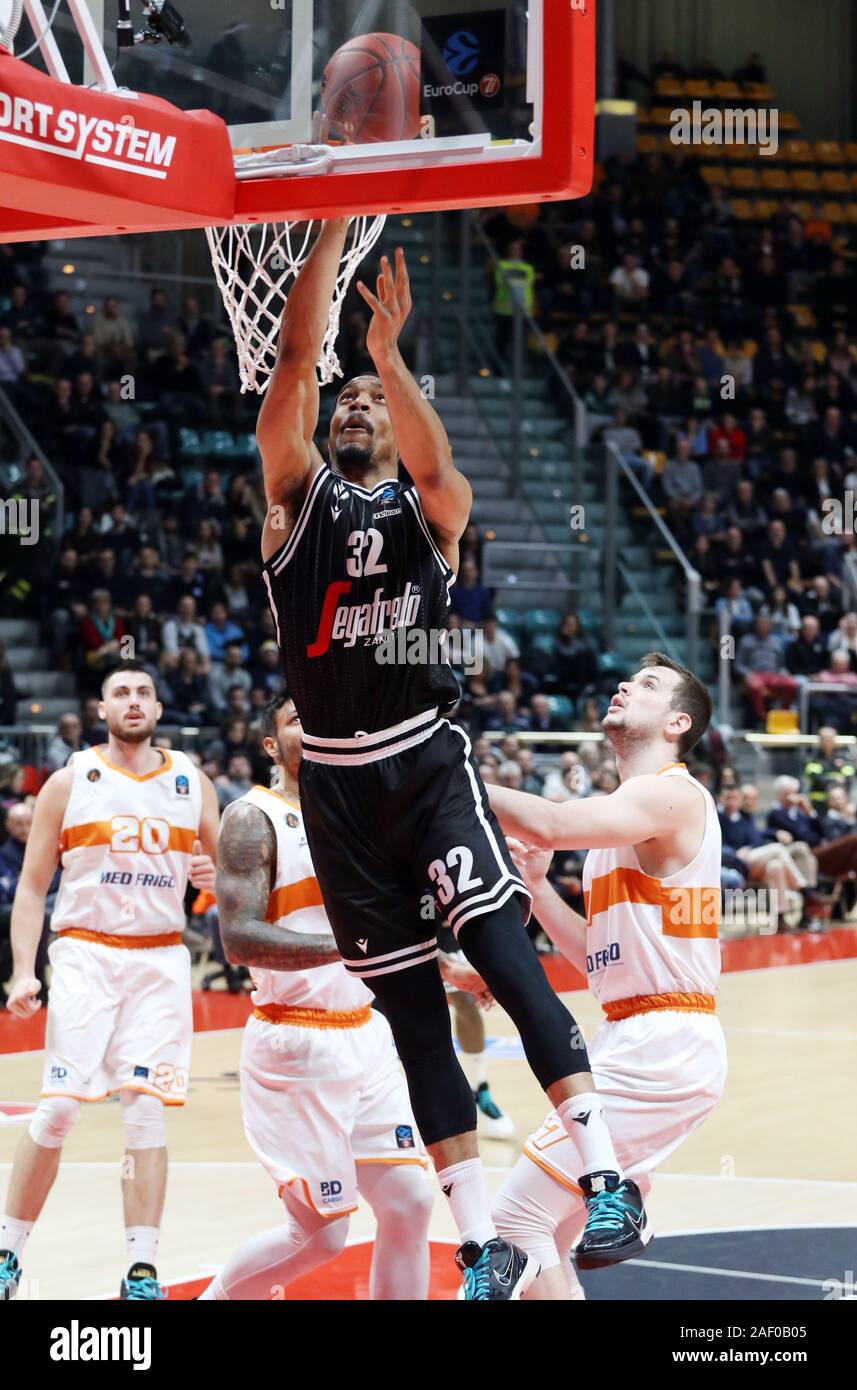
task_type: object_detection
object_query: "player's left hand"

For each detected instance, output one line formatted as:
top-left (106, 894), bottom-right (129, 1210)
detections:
top-left (188, 839), bottom-right (216, 892)
top-left (438, 954), bottom-right (494, 1011)
top-left (356, 247), bottom-right (412, 359)
top-left (506, 837), bottom-right (553, 893)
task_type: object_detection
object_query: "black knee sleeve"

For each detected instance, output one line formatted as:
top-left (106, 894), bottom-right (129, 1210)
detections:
top-left (369, 960), bottom-right (476, 1147)
top-left (457, 897), bottom-right (592, 1089)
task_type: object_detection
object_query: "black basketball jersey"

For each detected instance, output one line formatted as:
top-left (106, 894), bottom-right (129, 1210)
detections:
top-left (263, 463), bottom-right (462, 738)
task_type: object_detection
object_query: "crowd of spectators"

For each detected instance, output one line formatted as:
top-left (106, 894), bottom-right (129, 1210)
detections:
top-left (480, 89), bottom-right (857, 731)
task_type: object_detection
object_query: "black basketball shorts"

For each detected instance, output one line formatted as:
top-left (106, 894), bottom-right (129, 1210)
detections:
top-left (298, 712), bottom-right (531, 982)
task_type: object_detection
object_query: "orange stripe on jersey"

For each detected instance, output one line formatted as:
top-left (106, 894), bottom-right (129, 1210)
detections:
top-left (265, 876), bottom-right (325, 922)
top-left (59, 822), bottom-right (197, 854)
top-left (56, 928), bottom-right (183, 949)
top-left (585, 868), bottom-right (720, 938)
top-left (602, 991), bottom-right (716, 1021)
top-left (252, 1003), bottom-right (371, 1029)
top-left (94, 746), bottom-right (173, 781)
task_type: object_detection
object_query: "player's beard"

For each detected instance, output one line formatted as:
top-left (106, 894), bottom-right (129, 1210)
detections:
top-left (334, 437), bottom-right (373, 474)
top-left (107, 714), bottom-right (157, 746)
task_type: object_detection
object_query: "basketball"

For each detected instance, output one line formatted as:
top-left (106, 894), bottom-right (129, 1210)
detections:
top-left (320, 33), bottom-right (421, 144)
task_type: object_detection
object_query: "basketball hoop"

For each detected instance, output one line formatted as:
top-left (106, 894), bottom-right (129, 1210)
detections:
top-left (206, 172), bottom-right (386, 394)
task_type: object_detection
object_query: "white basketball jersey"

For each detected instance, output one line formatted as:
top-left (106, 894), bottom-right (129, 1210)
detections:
top-left (239, 785), bottom-right (371, 1011)
top-left (582, 762), bottom-right (722, 1004)
top-left (51, 745), bottom-right (202, 938)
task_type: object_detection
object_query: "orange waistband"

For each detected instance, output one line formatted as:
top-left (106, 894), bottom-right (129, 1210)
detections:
top-left (56, 928), bottom-right (184, 950)
top-left (603, 991), bottom-right (716, 1022)
top-left (252, 1003), bottom-right (373, 1029)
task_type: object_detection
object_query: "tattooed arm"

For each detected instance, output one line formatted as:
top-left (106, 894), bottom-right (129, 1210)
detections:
top-left (216, 800), bottom-right (340, 970)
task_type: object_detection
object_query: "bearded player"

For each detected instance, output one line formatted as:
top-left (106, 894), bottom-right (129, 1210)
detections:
top-left (0, 663), bottom-right (219, 1301)
top-left (487, 655), bottom-right (728, 1293)
top-left (255, 219), bottom-right (649, 1299)
top-left (200, 692), bottom-right (433, 1301)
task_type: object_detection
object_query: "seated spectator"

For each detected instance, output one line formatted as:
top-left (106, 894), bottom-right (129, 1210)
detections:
top-left (691, 536), bottom-right (722, 600)
top-left (542, 752), bottom-right (586, 802)
top-left (161, 595), bottom-right (210, 674)
top-left (610, 252), bottom-right (650, 311)
top-left (725, 479), bottom-right (768, 541)
top-left (516, 747), bottom-right (544, 794)
top-left (785, 614), bottom-right (828, 683)
top-left (480, 612), bottom-right (519, 678)
top-left (764, 777), bottom-right (820, 883)
top-left (168, 553), bottom-right (209, 612)
top-left (208, 642), bottom-right (253, 716)
top-left (718, 783), bottom-right (809, 930)
top-left (124, 593), bottom-right (163, 675)
top-left (177, 293), bottom-right (214, 356)
top-left (65, 331), bottom-right (100, 385)
top-left (45, 713), bottom-right (88, 773)
top-left (799, 575), bottom-right (841, 637)
top-left (497, 760), bottom-right (523, 790)
top-left (162, 648), bottom-right (210, 724)
top-left (215, 753), bottom-right (254, 811)
top-left (818, 784), bottom-right (857, 842)
top-left (192, 518), bottom-right (224, 574)
top-left (137, 287), bottom-right (177, 360)
top-left (804, 726), bottom-right (855, 808)
top-left (0, 284), bottom-right (37, 342)
top-left (760, 519), bottom-right (802, 597)
top-left (487, 657), bottom-right (538, 707)
top-left (744, 407), bottom-right (776, 479)
top-left (102, 377), bottom-right (143, 444)
top-left (577, 696), bottom-right (603, 733)
top-left (528, 692), bottom-right (566, 742)
top-left (124, 546), bottom-right (171, 614)
top-left (200, 337), bottom-right (241, 430)
top-left (690, 493), bottom-right (727, 544)
top-left (481, 689), bottom-right (531, 734)
top-left (79, 589), bottom-right (126, 680)
top-left (93, 295), bottom-right (134, 371)
top-left (251, 641), bottom-right (288, 698)
top-left (205, 600), bottom-right (248, 665)
top-left (661, 436), bottom-right (702, 536)
top-left (553, 612), bottom-right (598, 702)
top-left (829, 611), bottom-right (857, 666)
top-left (718, 526), bottom-right (763, 602)
top-left (701, 437), bottom-right (743, 501)
top-left (602, 407), bottom-right (653, 489)
top-left (80, 695), bottom-right (106, 747)
top-left (183, 468), bottom-right (230, 532)
top-left (222, 685), bottom-right (252, 723)
top-left (450, 554), bottom-right (493, 627)
top-left (735, 615), bottom-right (798, 725)
top-left (715, 579), bottom-right (754, 640)
top-left (812, 649), bottom-right (857, 731)
top-left (758, 585), bottom-right (801, 643)
top-left (205, 719), bottom-right (251, 774)
top-left (708, 411), bottom-right (746, 462)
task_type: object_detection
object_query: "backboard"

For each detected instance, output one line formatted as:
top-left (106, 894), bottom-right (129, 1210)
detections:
top-left (1, 0), bottom-right (593, 237)
top-left (90, 0), bottom-right (594, 219)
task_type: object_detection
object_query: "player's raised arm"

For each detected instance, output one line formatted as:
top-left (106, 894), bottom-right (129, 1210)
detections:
top-left (8, 767), bottom-right (72, 1017)
top-left (488, 774), bottom-right (702, 853)
top-left (357, 247), bottom-right (472, 548)
top-left (256, 217), bottom-right (350, 507)
top-left (216, 800), bottom-right (339, 970)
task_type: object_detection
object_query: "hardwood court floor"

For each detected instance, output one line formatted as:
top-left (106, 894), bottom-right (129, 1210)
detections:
top-left (1, 959), bottom-right (855, 1299)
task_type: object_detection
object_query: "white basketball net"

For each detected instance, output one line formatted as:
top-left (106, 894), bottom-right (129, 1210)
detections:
top-left (205, 214), bottom-right (387, 393)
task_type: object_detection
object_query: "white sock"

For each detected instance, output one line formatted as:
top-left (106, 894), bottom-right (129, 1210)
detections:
top-left (435, 1158), bottom-right (496, 1246)
top-left (125, 1225), bottom-right (160, 1269)
top-left (0, 1215), bottom-right (33, 1260)
top-left (458, 1050), bottom-right (487, 1093)
top-left (556, 1094), bottom-right (623, 1182)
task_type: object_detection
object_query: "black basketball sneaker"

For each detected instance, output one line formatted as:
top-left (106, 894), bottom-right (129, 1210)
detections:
top-left (574, 1173), bottom-right (652, 1269)
top-left (455, 1237), bottom-right (540, 1300)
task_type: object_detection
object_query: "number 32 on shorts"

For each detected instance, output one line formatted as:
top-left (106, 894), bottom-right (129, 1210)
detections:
top-left (427, 846), bottom-right (483, 907)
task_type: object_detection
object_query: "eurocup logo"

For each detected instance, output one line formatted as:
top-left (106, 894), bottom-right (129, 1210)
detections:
top-left (443, 30), bottom-right (481, 76)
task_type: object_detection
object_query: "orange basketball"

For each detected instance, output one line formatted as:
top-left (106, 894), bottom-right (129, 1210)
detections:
top-left (320, 33), bottom-right (421, 144)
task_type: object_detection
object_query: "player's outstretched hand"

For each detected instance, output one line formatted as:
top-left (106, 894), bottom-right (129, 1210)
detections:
top-left (506, 837), bottom-right (553, 894)
top-left (188, 839), bottom-right (216, 892)
top-left (356, 247), bottom-right (412, 360)
top-left (438, 954), bottom-right (494, 1011)
top-left (7, 973), bottom-right (42, 1018)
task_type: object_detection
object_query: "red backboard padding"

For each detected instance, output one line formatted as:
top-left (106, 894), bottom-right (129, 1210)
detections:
top-left (0, 50), bottom-right (235, 241)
